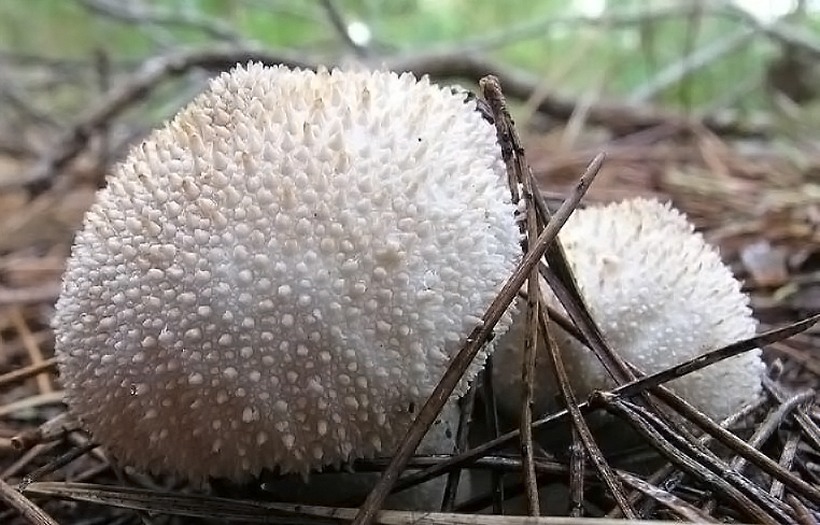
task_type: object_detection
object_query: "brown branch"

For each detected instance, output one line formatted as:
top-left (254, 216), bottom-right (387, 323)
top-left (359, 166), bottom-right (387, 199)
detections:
top-left (480, 74), bottom-right (541, 516)
top-left (602, 398), bottom-right (785, 525)
top-left (11, 413), bottom-right (79, 452)
top-left (729, 389), bottom-right (814, 473)
top-left (17, 44), bottom-right (775, 192)
top-left (21, 45), bottom-right (315, 191)
top-left (763, 376), bottom-right (820, 452)
top-left (608, 396), bottom-right (767, 519)
top-left (604, 313), bottom-right (819, 403)
top-left (567, 426), bottom-right (585, 517)
top-left (354, 454), bottom-right (574, 478)
top-left (0, 478), bottom-right (60, 525)
top-left (392, 52), bottom-right (773, 136)
top-left (388, 314), bottom-right (817, 494)
top-left (19, 442), bottom-right (98, 488)
top-left (8, 308), bottom-right (52, 395)
top-left (0, 357), bottom-right (56, 389)
top-left (770, 432), bottom-right (800, 500)
top-left (23, 479), bottom-right (765, 525)
top-left (350, 148), bottom-right (604, 525)
top-left (539, 306), bottom-right (638, 519)
top-left (647, 381), bottom-right (820, 506)
top-left (786, 494), bottom-right (816, 525)
top-left (616, 470), bottom-right (714, 523)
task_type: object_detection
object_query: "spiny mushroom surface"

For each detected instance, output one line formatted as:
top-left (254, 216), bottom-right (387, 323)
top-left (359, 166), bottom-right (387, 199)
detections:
top-left (260, 401), bottom-right (469, 510)
top-left (53, 63), bottom-right (520, 481)
top-left (493, 198), bottom-right (764, 423)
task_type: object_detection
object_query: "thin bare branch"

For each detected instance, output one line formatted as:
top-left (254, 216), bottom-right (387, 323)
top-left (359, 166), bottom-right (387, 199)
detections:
top-left (729, 389), bottom-right (814, 473)
top-left (318, 0), bottom-right (370, 57)
top-left (0, 478), bottom-right (60, 525)
top-left (24, 481), bottom-right (758, 525)
top-left (14, 44), bottom-right (775, 192)
top-left (350, 133), bottom-right (603, 525)
top-left (481, 72), bottom-right (541, 516)
top-left (567, 426), bottom-right (585, 518)
top-left (389, 314), bottom-right (817, 493)
top-left (11, 413), bottom-right (79, 452)
top-left (0, 357), bottom-right (56, 389)
top-left (602, 398), bottom-right (786, 525)
top-left (539, 306), bottom-right (638, 519)
top-left (440, 384), bottom-right (477, 512)
top-left (74, 0), bottom-right (241, 41)
top-left (616, 470), bottom-right (715, 523)
top-left (770, 432), bottom-right (800, 500)
top-left (647, 381), bottom-right (820, 505)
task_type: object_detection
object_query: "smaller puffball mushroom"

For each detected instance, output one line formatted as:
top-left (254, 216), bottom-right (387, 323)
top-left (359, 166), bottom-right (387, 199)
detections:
top-left (53, 63), bottom-right (521, 482)
top-left (493, 198), bottom-right (764, 424)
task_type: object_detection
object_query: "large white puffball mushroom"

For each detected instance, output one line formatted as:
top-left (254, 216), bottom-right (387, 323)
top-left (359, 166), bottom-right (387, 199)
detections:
top-left (493, 198), bottom-right (764, 423)
top-left (260, 401), bottom-right (471, 510)
top-left (53, 63), bottom-right (520, 481)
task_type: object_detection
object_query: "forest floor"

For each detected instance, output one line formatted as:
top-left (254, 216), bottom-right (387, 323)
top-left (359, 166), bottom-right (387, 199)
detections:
top-left (0, 85), bottom-right (817, 524)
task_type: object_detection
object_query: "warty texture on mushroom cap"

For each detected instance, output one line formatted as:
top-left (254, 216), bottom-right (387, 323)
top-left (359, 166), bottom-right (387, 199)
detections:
top-left (493, 197), bottom-right (764, 424)
top-left (53, 63), bottom-right (521, 481)
top-left (260, 401), bottom-right (472, 510)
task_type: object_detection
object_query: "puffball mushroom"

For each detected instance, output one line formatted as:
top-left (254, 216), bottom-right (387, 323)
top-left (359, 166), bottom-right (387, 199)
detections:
top-left (493, 198), bottom-right (764, 424)
top-left (53, 63), bottom-right (521, 481)
top-left (259, 401), bottom-right (471, 510)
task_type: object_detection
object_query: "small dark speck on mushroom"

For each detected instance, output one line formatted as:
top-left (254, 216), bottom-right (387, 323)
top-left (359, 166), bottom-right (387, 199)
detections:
top-left (52, 63), bottom-right (520, 483)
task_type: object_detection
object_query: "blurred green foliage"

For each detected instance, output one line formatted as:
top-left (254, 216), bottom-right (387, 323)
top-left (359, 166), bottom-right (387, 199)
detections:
top-left (0, 0), bottom-right (818, 114)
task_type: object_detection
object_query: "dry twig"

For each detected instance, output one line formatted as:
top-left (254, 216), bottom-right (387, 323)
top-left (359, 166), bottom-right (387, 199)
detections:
top-left (0, 478), bottom-right (59, 525)
top-left (539, 307), bottom-right (638, 519)
top-left (14, 44), bottom-right (776, 192)
top-left (350, 82), bottom-right (604, 524)
top-left (388, 315), bottom-right (817, 494)
top-left (481, 73), bottom-right (542, 517)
